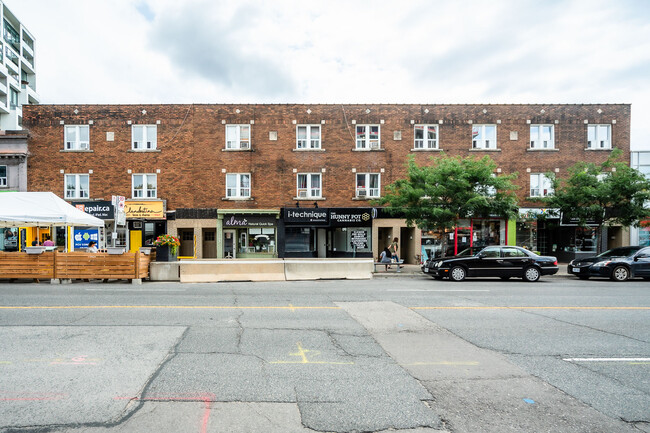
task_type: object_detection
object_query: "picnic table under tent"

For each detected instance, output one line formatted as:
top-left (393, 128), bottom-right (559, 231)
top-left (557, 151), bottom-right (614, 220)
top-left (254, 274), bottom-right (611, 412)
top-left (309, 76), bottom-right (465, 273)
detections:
top-left (0, 191), bottom-right (104, 251)
top-left (0, 192), bottom-right (150, 283)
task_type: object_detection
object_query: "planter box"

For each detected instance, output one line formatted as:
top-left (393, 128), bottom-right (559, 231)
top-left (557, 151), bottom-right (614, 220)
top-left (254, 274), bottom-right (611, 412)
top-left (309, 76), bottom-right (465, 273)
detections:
top-left (107, 247), bottom-right (126, 255)
top-left (155, 245), bottom-right (177, 262)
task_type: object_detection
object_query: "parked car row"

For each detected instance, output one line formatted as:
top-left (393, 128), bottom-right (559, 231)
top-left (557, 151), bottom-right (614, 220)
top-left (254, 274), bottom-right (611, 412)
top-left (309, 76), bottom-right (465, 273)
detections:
top-left (422, 245), bottom-right (650, 282)
top-left (422, 246), bottom-right (559, 282)
top-left (568, 246), bottom-right (650, 281)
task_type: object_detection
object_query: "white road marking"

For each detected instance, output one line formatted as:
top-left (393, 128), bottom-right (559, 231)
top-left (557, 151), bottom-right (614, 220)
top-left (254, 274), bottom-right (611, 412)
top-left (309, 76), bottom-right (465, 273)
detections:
top-left (84, 289), bottom-right (186, 292)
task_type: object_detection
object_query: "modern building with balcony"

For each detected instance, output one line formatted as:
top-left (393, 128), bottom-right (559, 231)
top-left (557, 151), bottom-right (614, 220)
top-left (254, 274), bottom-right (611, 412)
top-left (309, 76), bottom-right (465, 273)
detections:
top-left (0, 0), bottom-right (39, 131)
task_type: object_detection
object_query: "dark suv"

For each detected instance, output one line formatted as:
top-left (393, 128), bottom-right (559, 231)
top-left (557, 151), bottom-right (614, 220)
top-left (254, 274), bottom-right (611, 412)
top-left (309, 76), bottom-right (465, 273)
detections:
top-left (568, 246), bottom-right (650, 281)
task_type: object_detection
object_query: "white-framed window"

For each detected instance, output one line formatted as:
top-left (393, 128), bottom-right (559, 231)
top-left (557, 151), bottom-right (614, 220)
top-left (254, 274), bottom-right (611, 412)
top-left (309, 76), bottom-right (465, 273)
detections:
top-left (530, 173), bottom-right (553, 197)
top-left (132, 125), bottom-right (157, 150)
top-left (65, 174), bottom-right (89, 199)
top-left (0, 165), bottom-right (6, 186)
top-left (356, 173), bottom-right (380, 198)
top-left (414, 125), bottom-right (438, 149)
top-left (226, 173), bottom-right (251, 198)
top-left (132, 174), bottom-right (157, 198)
top-left (226, 124), bottom-right (251, 149)
top-left (64, 125), bottom-right (90, 150)
top-left (530, 125), bottom-right (554, 149)
top-left (297, 125), bottom-right (321, 149)
top-left (472, 124), bottom-right (497, 149)
top-left (297, 173), bottom-right (321, 198)
top-left (587, 124), bottom-right (611, 149)
top-left (356, 125), bottom-right (380, 149)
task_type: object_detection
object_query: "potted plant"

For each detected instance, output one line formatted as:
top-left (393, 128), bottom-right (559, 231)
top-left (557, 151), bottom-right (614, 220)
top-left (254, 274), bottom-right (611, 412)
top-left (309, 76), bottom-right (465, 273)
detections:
top-left (153, 234), bottom-right (180, 262)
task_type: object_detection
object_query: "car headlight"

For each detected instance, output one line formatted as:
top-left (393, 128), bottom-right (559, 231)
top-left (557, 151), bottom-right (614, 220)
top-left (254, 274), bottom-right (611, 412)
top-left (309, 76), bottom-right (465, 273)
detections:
top-left (593, 261), bottom-right (611, 267)
top-left (434, 261), bottom-right (442, 267)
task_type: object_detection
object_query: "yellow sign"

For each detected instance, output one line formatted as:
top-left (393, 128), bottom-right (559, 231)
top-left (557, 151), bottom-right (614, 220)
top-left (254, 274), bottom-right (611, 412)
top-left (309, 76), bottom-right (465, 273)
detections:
top-left (125, 201), bottom-right (165, 219)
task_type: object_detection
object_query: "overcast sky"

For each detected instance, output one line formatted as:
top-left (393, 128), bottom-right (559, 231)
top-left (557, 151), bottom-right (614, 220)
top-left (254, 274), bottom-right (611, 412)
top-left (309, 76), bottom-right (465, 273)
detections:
top-left (10, 0), bottom-right (650, 150)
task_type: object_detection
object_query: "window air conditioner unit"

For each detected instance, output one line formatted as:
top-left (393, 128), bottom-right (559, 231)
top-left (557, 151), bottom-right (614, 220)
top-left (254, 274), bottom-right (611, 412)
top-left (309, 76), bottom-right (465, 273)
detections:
top-left (240, 141), bottom-right (250, 149)
top-left (370, 142), bottom-right (379, 149)
top-left (298, 190), bottom-right (308, 198)
top-left (80, 142), bottom-right (88, 150)
top-left (358, 190), bottom-right (367, 197)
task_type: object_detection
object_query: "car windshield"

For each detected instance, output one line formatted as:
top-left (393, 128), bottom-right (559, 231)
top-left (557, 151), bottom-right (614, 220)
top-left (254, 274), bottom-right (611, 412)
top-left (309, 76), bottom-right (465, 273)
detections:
top-left (456, 248), bottom-right (480, 257)
top-left (597, 247), bottom-right (641, 258)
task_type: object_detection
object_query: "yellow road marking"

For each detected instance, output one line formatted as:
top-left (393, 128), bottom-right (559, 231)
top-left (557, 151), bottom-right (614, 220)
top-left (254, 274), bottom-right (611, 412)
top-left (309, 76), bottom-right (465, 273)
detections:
top-left (270, 342), bottom-right (354, 365)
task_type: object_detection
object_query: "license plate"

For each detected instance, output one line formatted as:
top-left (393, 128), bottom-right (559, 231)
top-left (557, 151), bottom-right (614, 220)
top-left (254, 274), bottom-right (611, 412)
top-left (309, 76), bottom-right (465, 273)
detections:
top-left (572, 267), bottom-right (581, 273)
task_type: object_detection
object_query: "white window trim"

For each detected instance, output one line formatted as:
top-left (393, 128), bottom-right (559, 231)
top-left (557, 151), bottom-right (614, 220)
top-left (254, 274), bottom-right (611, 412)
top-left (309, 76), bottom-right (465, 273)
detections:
top-left (356, 125), bottom-right (381, 150)
top-left (65, 174), bottom-right (89, 199)
top-left (356, 173), bottom-right (380, 198)
top-left (529, 173), bottom-right (553, 197)
top-left (132, 173), bottom-right (157, 198)
top-left (472, 124), bottom-right (497, 149)
top-left (226, 124), bottom-right (251, 150)
top-left (413, 125), bottom-right (439, 149)
top-left (297, 173), bottom-right (322, 199)
top-left (587, 124), bottom-right (611, 149)
top-left (132, 125), bottom-right (157, 150)
top-left (64, 125), bottom-right (90, 150)
top-left (0, 165), bottom-right (7, 187)
top-left (226, 173), bottom-right (251, 199)
top-left (296, 125), bottom-right (321, 149)
top-left (530, 124), bottom-right (555, 149)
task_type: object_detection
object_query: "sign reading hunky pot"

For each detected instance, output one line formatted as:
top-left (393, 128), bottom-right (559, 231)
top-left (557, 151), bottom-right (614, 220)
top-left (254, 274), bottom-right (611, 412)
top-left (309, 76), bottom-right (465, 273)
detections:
top-left (125, 200), bottom-right (165, 219)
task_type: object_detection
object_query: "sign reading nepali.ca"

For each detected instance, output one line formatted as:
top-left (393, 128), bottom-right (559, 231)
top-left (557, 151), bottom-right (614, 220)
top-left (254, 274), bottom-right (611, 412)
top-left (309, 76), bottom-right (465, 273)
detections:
top-left (125, 201), bottom-right (165, 219)
top-left (72, 201), bottom-right (114, 219)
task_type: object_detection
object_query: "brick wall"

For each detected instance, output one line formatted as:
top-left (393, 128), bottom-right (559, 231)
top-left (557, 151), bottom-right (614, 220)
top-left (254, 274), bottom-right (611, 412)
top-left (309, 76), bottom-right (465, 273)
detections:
top-left (23, 103), bottom-right (630, 210)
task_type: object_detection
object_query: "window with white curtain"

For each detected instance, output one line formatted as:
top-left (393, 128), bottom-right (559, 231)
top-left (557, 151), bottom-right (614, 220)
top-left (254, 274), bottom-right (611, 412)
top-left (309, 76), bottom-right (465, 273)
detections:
top-left (65, 174), bottom-right (89, 199)
top-left (297, 173), bottom-right (321, 198)
top-left (226, 173), bottom-right (251, 198)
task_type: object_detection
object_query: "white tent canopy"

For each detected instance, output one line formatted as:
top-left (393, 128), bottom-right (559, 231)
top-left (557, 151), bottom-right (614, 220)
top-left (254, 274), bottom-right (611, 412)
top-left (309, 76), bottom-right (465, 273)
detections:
top-left (0, 192), bottom-right (104, 228)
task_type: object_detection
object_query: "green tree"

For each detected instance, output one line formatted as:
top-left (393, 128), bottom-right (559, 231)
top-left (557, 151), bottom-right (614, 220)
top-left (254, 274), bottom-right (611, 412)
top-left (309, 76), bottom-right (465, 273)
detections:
top-left (376, 154), bottom-right (519, 246)
top-left (544, 149), bottom-right (650, 253)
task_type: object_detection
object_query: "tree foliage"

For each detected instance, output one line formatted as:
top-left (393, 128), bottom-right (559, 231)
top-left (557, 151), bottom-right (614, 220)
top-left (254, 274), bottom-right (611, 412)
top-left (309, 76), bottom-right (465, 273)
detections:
top-left (376, 154), bottom-right (519, 231)
top-left (544, 149), bottom-right (650, 237)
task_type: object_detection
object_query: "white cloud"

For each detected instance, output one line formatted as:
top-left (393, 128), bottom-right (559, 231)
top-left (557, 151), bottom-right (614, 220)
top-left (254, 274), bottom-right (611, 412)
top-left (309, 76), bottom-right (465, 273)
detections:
top-left (8, 0), bottom-right (650, 149)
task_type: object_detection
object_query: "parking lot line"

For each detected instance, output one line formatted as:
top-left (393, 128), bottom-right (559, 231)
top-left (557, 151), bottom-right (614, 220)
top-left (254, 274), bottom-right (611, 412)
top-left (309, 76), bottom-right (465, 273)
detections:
top-left (563, 358), bottom-right (650, 362)
top-left (0, 305), bottom-right (341, 310)
top-left (411, 306), bottom-right (650, 310)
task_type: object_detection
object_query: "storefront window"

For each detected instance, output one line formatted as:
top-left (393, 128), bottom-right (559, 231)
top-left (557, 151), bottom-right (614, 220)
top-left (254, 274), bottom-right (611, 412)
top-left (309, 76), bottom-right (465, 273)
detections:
top-left (640, 225), bottom-right (650, 247)
top-left (557, 227), bottom-right (598, 253)
top-left (472, 219), bottom-right (503, 248)
top-left (285, 227), bottom-right (315, 252)
top-left (243, 227), bottom-right (276, 253)
top-left (516, 221), bottom-right (537, 252)
top-left (332, 227), bottom-right (371, 253)
top-left (421, 229), bottom-right (445, 259)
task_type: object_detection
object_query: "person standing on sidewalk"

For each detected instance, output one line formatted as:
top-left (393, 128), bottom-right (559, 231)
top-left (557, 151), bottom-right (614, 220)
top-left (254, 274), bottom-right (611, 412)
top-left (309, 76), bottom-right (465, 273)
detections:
top-left (389, 237), bottom-right (402, 268)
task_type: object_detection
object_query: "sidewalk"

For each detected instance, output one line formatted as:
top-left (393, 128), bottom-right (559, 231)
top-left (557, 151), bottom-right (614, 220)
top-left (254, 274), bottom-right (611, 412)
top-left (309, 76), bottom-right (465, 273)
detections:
top-left (373, 263), bottom-right (571, 278)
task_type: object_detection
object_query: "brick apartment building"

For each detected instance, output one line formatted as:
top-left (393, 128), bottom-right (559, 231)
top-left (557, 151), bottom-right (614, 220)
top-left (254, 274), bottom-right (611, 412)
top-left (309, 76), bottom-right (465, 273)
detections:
top-left (22, 103), bottom-right (630, 263)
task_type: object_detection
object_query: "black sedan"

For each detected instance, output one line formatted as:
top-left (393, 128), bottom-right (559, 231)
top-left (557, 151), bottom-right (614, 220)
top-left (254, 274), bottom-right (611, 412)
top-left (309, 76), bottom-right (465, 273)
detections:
top-left (422, 246), bottom-right (559, 282)
top-left (568, 246), bottom-right (650, 281)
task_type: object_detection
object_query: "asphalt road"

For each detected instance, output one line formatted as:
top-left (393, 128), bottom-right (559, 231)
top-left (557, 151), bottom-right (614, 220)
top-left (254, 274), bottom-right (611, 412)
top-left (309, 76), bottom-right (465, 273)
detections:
top-left (0, 275), bottom-right (648, 433)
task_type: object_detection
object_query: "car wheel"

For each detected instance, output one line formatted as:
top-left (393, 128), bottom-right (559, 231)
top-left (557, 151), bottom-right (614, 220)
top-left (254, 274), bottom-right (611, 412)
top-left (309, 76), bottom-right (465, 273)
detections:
top-left (523, 266), bottom-right (541, 282)
top-left (578, 276), bottom-right (590, 280)
top-left (449, 266), bottom-right (466, 282)
top-left (500, 276), bottom-right (510, 280)
top-left (611, 266), bottom-right (629, 282)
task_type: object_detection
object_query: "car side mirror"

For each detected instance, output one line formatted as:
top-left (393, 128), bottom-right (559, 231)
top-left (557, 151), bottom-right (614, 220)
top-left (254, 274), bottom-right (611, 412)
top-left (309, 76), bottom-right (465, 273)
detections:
top-left (477, 252), bottom-right (485, 259)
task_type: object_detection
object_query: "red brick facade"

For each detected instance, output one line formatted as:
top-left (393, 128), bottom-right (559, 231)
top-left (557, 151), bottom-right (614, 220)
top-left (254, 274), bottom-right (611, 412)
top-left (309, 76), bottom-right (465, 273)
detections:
top-left (23, 104), bottom-right (630, 210)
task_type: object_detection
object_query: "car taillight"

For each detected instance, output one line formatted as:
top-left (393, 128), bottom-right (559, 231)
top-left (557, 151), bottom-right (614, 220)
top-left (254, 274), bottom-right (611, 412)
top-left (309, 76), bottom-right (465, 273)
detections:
top-left (553, 260), bottom-right (558, 266)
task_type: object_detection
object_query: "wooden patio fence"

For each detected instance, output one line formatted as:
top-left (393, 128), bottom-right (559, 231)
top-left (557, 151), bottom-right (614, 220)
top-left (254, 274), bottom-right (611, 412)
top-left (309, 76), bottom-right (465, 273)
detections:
top-left (0, 251), bottom-right (151, 281)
